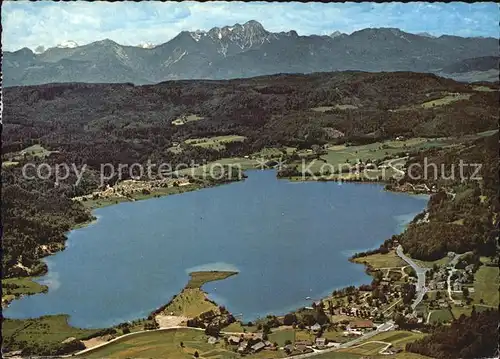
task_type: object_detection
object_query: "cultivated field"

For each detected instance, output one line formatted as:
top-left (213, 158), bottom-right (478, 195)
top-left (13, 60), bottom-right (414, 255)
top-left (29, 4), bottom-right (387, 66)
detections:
top-left (185, 135), bottom-right (247, 150)
top-left (352, 250), bottom-right (406, 269)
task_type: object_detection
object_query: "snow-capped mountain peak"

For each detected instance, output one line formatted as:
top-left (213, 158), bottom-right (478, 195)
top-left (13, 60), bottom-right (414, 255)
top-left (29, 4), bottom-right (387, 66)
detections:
top-left (188, 20), bottom-right (270, 56)
top-left (56, 40), bottom-right (79, 49)
top-left (138, 42), bottom-right (155, 49)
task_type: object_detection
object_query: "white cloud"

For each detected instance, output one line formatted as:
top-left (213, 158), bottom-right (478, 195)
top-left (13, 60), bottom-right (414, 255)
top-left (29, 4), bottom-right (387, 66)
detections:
top-left (1, 1), bottom-right (498, 51)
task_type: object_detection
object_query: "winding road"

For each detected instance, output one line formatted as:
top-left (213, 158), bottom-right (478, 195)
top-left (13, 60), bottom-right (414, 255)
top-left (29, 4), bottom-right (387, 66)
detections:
top-left (396, 245), bottom-right (428, 310)
top-left (282, 320), bottom-right (395, 359)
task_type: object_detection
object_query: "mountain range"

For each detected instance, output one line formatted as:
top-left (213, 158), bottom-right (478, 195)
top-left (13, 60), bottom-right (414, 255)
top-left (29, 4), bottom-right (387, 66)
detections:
top-left (3, 20), bottom-right (498, 87)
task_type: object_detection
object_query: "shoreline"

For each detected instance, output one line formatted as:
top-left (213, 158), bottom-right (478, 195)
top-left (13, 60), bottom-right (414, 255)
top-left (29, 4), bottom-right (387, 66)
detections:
top-left (2, 170), bottom-right (432, 356)
top-left (1, 178), bottom-right (242, 310)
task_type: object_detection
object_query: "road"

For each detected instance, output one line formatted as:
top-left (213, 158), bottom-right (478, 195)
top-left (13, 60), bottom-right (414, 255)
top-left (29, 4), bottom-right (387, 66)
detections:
top-left (446, 253), bottom-right (462, 304)
top-left (282, 321), bottom-right (395, 359)
top-left (69, 325), bottom-right (252, 357)
top-left (396, 245), bottom-right (428, 310)
top-left (62, 318), bottom-right (397, 359)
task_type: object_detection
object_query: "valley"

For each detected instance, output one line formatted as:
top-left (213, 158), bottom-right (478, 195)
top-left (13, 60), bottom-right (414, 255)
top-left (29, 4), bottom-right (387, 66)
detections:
top-left (1, 71), bottom-right (498, 359)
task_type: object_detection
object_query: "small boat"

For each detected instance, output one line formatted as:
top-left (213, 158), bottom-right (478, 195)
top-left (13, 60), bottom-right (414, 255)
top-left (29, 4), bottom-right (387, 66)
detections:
top-left (305, 296), bottom-right (311, 300)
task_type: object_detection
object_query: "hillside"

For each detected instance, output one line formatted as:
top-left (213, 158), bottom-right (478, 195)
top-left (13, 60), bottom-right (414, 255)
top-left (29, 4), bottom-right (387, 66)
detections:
top-left (3, 21), bottom-right (498, 86)
top-left (440, 56), bottom-right (499, 74)
top-left (3, 72), bottom-right (498, 167)
top-left (437, 56), bottom-right (499, 83)
top-left (2, 71), bottom-right (498, 279)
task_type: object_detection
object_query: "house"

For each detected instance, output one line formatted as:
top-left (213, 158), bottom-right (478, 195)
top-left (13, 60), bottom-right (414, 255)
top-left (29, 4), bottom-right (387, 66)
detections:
top-left (310, 323), bottom-right (322, 332)
top-left (436, 281), bottom-right (446, 290)
top-left (315, 337), bottom-right (327, 348)
top-left (228, 335), bottom-right (242, 344)
top-left (4, 351), bottom-right (22, 358)
top-left (348, 320), bottom-right (374, 331)
top-left (251, 342), bottom-right (266, 352)
top-left (207, 336), bottom-right (218, 345)
top-left (438, 299), bottom-right (448, 308)
top-left (264, 341), bottom-right (273, 347)
top-left (238, 341), bottom-right (248, 353)
top-left (284, 344), bottom-right (293, 354)
top-left (252, 333), bottom-right (264, 341)
top-left (453, 282), bottom-right (462, 291)
top-left (295, 344), bottom-right (309, 352)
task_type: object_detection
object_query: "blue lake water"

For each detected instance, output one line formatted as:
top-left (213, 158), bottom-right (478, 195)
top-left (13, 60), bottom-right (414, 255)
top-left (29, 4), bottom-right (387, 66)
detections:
top-left (5, 170), bottom-right (428, 328)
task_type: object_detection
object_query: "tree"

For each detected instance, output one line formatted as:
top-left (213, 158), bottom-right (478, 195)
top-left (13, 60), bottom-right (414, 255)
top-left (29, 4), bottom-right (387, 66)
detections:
top-left (462, 287), bottom-right (469, 298)
top-left (283, 313), bottom-right (297, 326)
top-left (194, 351), bottom-right (199, 358)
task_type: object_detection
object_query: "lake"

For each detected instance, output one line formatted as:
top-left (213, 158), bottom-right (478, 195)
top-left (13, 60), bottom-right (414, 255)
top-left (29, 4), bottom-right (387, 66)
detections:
top-left (4, 170), bottom-right (428, 328)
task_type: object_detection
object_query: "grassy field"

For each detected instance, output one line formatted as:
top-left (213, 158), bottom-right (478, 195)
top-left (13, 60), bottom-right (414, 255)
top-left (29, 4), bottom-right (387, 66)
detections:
top-left (186, 271), bottom-right (238, 289)
top-left (307, 352), bottom-right (361, 358)
top-left (472, 85), bottom-right (497, 92)
top-left (341, 342), bottom-right (388, 355)
top-left (294, 329), bottom-right (316, 342)
top-left (222, 322), bottom-right (245, 333)
top-left (1, 160), bottom-right (20, 167)
top-left (374, 353), bottom-right (432, 359)
top-left (393, 93), bottom-right (472, 111)
top-left (79, 328), bottom-right (287, 359)
top-left (79, 328), bottom-right (228, 359)
top-left (364, 330), bottom-right (426, 347)
top-left (161, 271), bottom-right (237, 318)
top-left (352, 250), bottom-right (406, 269)
top-left (185, 135), bottom-right (247, 150)
top-left (419, 93), bottom-right (471, 108)
top-left (473, 264), bottom-right (499, 307)
top-left (413, 256), bottom-right (451, 268)
top-left (268, 328), bottom-right (295, 346)
top-left (79, 184), bottom-right (203, 210)
top-left (428, 309), bottom-right (454, 324)
top-left (2, 277), bottom-right (48, 304)
top-left (163, 288), bottom-right (219, 318)
top-left (323, 328), bottom-right (350, 343)
top-left (287, 137), bottom-right (451, 176)
top-left (3, 315), bottom-right (101, 353)
top-left (172, 114), bottom-right (204, 126)
top-left (253, 146), bottom-right (297, 159)
top-left (311, 104), bottom-right (359, 112)
top-left (336, 331), bottom-right (428, 358)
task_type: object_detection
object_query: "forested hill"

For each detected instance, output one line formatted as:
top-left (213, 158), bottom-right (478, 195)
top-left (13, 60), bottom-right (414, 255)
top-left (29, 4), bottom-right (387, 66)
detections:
top-left (3, 71), bottom-right (498, 167)
top-left (2, 71), bottom-right (498, 278)
top-left (406, 308), bottom-right (499, 359)
top-left (394, 133), bottom-right (499, 261)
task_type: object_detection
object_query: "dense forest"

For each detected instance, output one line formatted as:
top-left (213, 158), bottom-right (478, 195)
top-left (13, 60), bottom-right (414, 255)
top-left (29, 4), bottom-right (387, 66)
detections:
top-left (393, 133), bottom-right (499, 260)
top-left (3, 72), bottom-right (498, 163)
top-left (2, 72), bottom-right (498, 278)
top-left (406, 309), bottom-right (499, 359)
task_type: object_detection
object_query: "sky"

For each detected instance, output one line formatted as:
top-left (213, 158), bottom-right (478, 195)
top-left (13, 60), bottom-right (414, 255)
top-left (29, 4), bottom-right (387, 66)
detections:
top-left (2, 1), bottom-right (499, 51)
